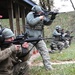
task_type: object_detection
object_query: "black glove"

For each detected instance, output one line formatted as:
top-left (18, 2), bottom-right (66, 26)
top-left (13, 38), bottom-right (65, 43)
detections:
top-left (50, 15), bottom-right (56, 20)
top-left (49, 11), bottom-right (58, 15)
top-left (50, 12), bottom-right (58, 20)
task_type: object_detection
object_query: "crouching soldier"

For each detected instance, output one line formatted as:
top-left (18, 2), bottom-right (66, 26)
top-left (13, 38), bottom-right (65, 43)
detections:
top-left (0, 28), bottom-right (30, 75)
top-left (52, 25), bottom-right (65, 52)
top-left (13, 42), bottom-right (30, 75)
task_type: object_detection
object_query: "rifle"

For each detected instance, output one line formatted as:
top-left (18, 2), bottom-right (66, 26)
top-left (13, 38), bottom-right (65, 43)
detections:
top-left (1, 33), bottom-right (52, 59)
top-left (15, 35), bottom-right (52, 59)
top-left (1, 33), bottom-right (52, 48)
top-left (12, 34), bottom-right (51, 45)
top-left (34, 9), bottom-right (58, 25)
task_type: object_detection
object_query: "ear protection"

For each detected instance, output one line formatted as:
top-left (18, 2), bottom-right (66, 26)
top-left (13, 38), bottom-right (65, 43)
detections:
top-left (0, 28), bottom-right (5, 43)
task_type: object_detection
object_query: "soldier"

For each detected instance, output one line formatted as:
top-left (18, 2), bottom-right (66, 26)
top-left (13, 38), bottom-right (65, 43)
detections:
top-left (52, 25), bottom-right (65, 52)
top-left (25, 5), bottom-right (57, 70)
top-left (62, 31), bottom-right (71, 48)
top-left (53, 25), bottom-right (62, 41)
top-left (0, 28), bottom-right (29, 75)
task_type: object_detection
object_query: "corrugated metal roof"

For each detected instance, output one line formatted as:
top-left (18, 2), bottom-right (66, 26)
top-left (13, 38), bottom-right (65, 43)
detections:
top-left (23, 0), bottom-right (36, 6)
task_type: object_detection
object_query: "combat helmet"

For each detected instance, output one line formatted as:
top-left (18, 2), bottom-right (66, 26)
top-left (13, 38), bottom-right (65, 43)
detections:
top-left (2, 28), bottom-right (15, 39)
top-left (55, 25), bottom-right (61, 30)
top-left (31, 5), bottom-right (44, 13)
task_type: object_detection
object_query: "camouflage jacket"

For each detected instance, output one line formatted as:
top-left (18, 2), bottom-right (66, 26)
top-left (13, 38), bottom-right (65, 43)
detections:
top-left (0, 45), bottom-right (22, 75)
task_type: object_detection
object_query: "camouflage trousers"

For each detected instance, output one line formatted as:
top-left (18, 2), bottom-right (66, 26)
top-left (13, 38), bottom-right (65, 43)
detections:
top-left (35, 40), bottom-right (53, 70)
top-left (13, 61), bottom-right (29, 75)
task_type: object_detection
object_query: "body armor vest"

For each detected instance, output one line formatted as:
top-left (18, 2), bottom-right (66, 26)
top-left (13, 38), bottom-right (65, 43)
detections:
top-left (26, 20), bottom-right (44, 31)
top-left (26, 12), bottom-right (44, 31)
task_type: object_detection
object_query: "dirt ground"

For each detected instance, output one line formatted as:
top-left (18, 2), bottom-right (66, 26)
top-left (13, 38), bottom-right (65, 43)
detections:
top-left (28, 53), bottom-right (75, 67)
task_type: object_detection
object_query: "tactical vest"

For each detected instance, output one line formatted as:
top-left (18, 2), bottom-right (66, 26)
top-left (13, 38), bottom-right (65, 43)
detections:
top-left (26, 23), bottom-right (44, 31)
top-left (53, 35), bottom-right (62, 41)
top-left (26, 12), bottom-right (44, 31)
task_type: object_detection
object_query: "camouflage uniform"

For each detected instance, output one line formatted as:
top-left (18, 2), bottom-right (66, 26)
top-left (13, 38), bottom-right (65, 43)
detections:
top-left (0, 45), bottom-right (22, 75)
top-left (14, 61), bottom-right (29, 75)
top-left (25, 5), bottom-right (56, 70)
top-left (13, 47), bottom-right (30, 75)
top-left (0, 44), bottom-right (30, 75)
top-left (52, 26), bottom-right (65, 51)
top-left (0, 28), bottom-right (30, 75)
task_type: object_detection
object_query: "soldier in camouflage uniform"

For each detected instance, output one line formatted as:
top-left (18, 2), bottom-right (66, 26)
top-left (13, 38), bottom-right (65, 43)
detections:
top-left (0, 28), bottom-right (29, 75)
top-left (13, 42), bottom-right (30, 75)
top-left (25, 5), bottom-right (57, 70)
top-left (53, 25), bottom-right (62, 40)
top-left (52, 25), bottom-right (65, 52)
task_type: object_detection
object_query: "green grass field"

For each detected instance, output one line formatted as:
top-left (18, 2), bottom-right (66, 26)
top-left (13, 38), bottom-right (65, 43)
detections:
top-left (50, 43), bottom-right (75, 62)
top-left (33, 43), bottom-right (75, 62)
top-left (29, 43), bottom-right (75, 75)
top-left (30, 64), bottom-right (75, 75)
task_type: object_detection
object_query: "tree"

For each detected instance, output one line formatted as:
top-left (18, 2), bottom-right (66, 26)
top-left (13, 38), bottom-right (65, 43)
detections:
top-left (39, 0), bottom-right (54, 11)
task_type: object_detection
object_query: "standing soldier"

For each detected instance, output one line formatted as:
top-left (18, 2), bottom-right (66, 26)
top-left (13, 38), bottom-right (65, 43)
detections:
top-left (25, 5), bottom-right (57, 70)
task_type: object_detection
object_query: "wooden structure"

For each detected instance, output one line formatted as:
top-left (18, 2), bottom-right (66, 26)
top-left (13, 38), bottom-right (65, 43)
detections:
top-left (0, 0), bottom-right (36, 35)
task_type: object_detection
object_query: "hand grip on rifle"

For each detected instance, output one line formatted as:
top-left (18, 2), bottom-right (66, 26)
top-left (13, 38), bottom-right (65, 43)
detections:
top-left (22, 42), bottom-right (29, 49)
top-left (52, 12), bottom-right (58, 15)
top-left (50, 11), bottom-right (58, 20)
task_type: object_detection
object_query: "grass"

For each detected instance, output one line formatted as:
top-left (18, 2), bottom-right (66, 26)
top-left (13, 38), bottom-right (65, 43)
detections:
top-left (33, 43), bottom-right (75, 63)
top-left (50, 43), bottom-right (75, 62)
top-left (29, 64), bottom-right (75, 75)
top-left (44, 12), bottom-right (75, 42)
top-left (29, 43), bottom-right (75, 75)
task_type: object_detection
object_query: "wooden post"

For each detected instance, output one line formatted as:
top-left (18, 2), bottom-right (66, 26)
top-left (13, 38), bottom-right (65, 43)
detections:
top-left (21, 6), bottom-right (25, 33)
top-left (15, 3), bottom-right (20, 35)
top-left (8, 0), bottom-right (14, 31)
